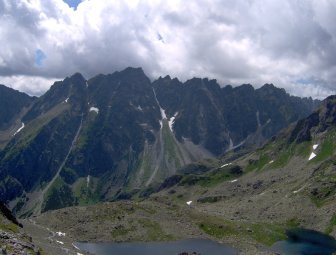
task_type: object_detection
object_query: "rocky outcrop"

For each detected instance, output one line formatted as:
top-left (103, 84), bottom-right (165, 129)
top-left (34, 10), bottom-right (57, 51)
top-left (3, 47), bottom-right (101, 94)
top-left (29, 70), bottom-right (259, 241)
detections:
top-left (289, 95), bottom-right (336, 144)
top-left (0, 230), bottom-right (40, 255)
top-left (0, 202), bottom-right (21, 227)
top-left (0, 202), bottom-right (41, 255)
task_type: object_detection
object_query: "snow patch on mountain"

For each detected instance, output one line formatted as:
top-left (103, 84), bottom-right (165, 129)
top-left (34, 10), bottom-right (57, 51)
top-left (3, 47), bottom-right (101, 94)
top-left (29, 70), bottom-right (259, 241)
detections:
top-left (168, 112), bottom-right (178, 131)
top-left (309, 152), bottom-right (317, 160)
top-left (13, 122), bottom-right (25, 136)
top-left (160, 108), bottom-right (167, 120)
top-left (89, 107), bottom-right (99, 114)
top-left (221, 163), bottom-right (232, 168)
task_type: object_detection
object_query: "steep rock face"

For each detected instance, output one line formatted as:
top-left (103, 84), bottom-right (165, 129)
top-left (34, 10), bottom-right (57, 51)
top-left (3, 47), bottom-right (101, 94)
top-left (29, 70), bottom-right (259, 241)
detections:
top-left (0, 201), bottom-right (21, 227)
top-left (154, 77), bottom-right (228, 155)
top-left (255, 84), bottom-right (319, 140)
top-left (23, 72), bottom-right (87, 122)
top-left (62, 68), bottom-right (162, 198)
top-left (0, 85), bottom-right (35, 148)
top-left (0, 68), bottom-right (214, 214)
top-left (0, 73), bottom-right (88, 214)
top-left (61, 68), bottom-right (212, 202)
top-left (289, 95), bottom-right (336, 143)
top-left (0, 68), bottom-right (321, 214)
top-left (154, 78), bottom-right (319, 155)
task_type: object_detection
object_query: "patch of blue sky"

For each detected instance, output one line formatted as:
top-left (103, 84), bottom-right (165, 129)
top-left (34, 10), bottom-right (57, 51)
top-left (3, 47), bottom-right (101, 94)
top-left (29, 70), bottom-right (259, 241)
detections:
top-left (295, 78), bottom-right (314, 85)
top-left (35, 49), bottom-right (46, 67)
top-left (63, 0), bottom-right (82, 9)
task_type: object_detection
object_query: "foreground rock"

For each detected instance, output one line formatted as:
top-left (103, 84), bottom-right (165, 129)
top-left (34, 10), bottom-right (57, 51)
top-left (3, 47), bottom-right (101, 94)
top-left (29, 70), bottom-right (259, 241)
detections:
top-left (0, 202), bottom-right (42, 255)
top-left (0, 230), bottom-right (40, 255)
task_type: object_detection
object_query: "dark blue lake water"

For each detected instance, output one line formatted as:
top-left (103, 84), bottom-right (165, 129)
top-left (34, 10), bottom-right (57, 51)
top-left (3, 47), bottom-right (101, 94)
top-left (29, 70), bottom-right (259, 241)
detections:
top-left (74, 239), bottom-right (238, 255)
top-left (75, 229), bottom-right (336, 255)
top-left (271, 228), bottom-right (336, 255)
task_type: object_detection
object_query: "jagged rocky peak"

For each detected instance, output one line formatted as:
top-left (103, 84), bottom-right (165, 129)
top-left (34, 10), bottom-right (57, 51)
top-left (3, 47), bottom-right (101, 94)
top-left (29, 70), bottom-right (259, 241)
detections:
top-left (88, 67), bottom-right (157, 116)
top-left (67, 72), bottom-right (86, 83)
top-left (234, 83), bottom-right (255, 92)
top-left (259, 83), bottom-right (283, 91)
top-left (160, 75), bottom-right (172, 81)
top-left (256, 83), bottom-right (290, 101)
top-left (289, 95), bottom-right (336, 144)
top-left (115, 67), bottom-right (150, 84)
top-left (89, 67), bottom-right (152, 96)
top-left (153, 75), bottom-right (181, 86)
top-left (184, 77), bottom-right (220, 90)
top-left (122, 66), bottom-right (145, 75)
top-left (318, 95), bottom-right (336, 125)
top-left (51, 72), bottom-right (87, 93)
top-left (0, 67), bottom-right (324, 214)
top-left (22, 73), bottom-right (88, 122)
top-left (155, 75), bottom-right (181, 86)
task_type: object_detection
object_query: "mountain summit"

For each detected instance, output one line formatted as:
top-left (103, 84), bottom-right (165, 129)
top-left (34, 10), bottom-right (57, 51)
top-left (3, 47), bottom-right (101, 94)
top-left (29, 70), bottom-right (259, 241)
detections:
top-left (0, 67), bottom-right (319, 215)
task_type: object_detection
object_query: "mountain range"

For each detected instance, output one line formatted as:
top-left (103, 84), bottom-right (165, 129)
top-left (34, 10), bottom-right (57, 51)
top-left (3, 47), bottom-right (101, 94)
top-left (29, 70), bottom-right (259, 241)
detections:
top-left (12, 92), bottom-right (336, 255)
top-left (0, 67), bottom-right (319, 216)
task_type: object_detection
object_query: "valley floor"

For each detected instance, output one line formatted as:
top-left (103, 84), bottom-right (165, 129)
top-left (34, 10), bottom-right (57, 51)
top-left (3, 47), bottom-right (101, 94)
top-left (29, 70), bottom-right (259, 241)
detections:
top-left (21, 199), bottom-right (292, 255)
top-left (21, 142), bottom-right (336, 255)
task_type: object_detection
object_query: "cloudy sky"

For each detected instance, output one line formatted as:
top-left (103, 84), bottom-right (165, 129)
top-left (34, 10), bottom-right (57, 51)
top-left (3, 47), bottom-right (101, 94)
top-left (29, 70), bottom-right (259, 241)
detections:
top-left (0, 0), bottom-right (335, 98)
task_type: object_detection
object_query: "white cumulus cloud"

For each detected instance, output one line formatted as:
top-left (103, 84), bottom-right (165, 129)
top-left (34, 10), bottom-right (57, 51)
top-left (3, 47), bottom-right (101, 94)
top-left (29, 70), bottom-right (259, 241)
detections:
top-left (0, 0), bottom-right (335, 99)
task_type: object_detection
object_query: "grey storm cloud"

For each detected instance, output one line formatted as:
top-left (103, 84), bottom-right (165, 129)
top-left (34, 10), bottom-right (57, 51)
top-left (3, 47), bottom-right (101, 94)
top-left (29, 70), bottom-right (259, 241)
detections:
top-left (0, 0), bottom-right (335, 98)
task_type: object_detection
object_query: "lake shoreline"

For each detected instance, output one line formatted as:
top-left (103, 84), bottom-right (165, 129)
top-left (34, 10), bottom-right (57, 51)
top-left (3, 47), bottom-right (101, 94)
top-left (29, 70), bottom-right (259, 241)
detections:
top-left (73, 238), bottom-right (239, 255)
top-left (22, 200), bottom-right (307, 255)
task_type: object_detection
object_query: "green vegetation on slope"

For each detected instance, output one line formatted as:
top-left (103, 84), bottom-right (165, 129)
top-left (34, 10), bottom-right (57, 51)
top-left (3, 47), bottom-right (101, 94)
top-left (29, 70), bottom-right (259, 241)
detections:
top-left (311, 139), bottom-right (336, 163)
top-left (179, 165), bottom-right (243, 187)
top-left (138, 218), bottom-right (174, 241)
top-left (196, 214), bottom-right (299, 246)
top-left (73, 112), bottom-right (97, 151)
top-left (72, 177), bottom-right (100, 205)
top-left (0, 220), bottom-right (19, 233)
top-left (42, 176), bottom-right (77, 212)
top-left (246, 154), bottom-right (270, 172)
top-left (325, 214), bottom-right (336, 234)
top-left (2, 104), bottom-right (69, 162)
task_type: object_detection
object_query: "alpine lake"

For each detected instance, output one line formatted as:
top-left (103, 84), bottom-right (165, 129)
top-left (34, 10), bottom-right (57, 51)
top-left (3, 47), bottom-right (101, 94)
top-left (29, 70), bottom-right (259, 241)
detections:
top-left (75, 228), bottom-right (336, 255)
